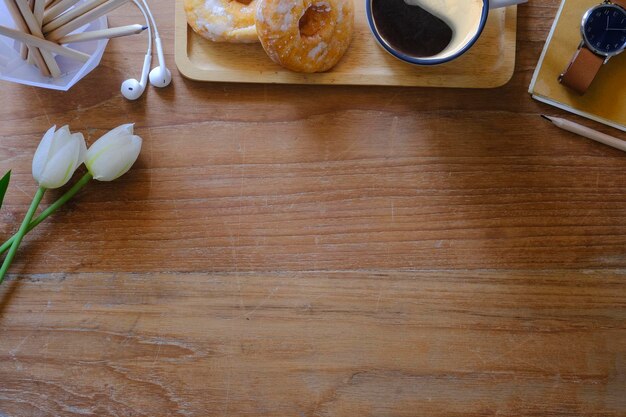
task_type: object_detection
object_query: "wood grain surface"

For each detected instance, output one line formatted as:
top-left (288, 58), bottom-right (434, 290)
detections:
top-left (0, 1), bottom-right (625, 416)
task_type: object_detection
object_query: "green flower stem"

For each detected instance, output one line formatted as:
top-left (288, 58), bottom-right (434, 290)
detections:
top-left (0, 187), bottom-right (46, 284)
top-left (0, 173), bottom-right (93, 257)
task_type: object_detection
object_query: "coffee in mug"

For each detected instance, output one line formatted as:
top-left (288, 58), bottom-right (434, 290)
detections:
top-left (366, 0), bottom-right (527, 65)
top-left (370, 0), bottom-right (454, 57)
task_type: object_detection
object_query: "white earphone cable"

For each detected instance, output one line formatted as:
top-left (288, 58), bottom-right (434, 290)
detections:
top-left (139, 0), bottom-right (159, 39)
top-left (132, 0), bottom-right (152, 54)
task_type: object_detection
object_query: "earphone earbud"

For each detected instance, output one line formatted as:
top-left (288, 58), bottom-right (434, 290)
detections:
top-left (121, 79), bottom-right (145, 100)
top-left (121, 51), bottom-right (152, 101)
top-left (149, 66), bottom-right (171, 88)
top-left (148, 37), bottom-right (171, 88)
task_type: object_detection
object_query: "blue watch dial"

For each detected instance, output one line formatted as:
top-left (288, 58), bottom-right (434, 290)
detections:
top-left (583, 4), bottom-right (626, 55)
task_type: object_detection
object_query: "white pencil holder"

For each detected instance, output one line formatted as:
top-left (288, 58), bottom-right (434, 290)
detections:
top-left (0, 0), bottom-right (108, 91)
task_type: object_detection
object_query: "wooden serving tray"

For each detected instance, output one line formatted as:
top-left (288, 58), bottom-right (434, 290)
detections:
top-left (175, 1), bottom-right (517, 88)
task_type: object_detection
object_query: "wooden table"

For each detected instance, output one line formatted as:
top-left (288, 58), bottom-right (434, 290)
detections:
top-left (1, 1), bottom-right (625, 416)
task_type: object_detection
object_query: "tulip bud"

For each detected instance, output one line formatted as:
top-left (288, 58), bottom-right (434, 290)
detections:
top-left (85, 124), bottom-right (142, 182)
top-left (32, 125), bottom-right (87, 189)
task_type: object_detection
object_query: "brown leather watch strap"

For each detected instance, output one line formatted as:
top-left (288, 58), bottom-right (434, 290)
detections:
top-left (559, 46), bottom-right (605, 95)
top-left (613, 0), bottom-right (626, 9)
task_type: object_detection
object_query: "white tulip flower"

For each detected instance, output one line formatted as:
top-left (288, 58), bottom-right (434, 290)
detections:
top-left (0, 122), bottom-right (144, 284)
top-left (85, 124), bottom-right (142, 182)
top-left (32, 125), bottom-right (87, 189)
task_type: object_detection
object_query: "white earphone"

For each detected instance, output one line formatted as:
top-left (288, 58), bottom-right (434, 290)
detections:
top-left (121, 0), bottom-right (171, 100)
top-left (149, 36), bottom-right (171, 88)
top-left (121, 50), bottom-right (151, 100)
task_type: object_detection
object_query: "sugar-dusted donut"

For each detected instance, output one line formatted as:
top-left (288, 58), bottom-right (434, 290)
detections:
top-left (184, 0), bottom-right (259, 43)
top-left (256, 0), bottom-right (354, 73)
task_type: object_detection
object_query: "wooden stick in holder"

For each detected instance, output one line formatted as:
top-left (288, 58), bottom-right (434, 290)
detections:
top-left (15, 0), bottom-right (61, 77)
top-left (42, 0), bottom-right (82, 25)
top-left (43, 0), bottom-right (107, 33)
top-left (25, 0), bottom-right (34, 63)
top-left (2, 0), bottom-right (50, 76)
top-left (0, 25), bottom-right (90, 62)
top-left (20, 42), bottom-right (28, 59)
top-left (45, 0), bottom-right (128, 42)
top-left (26, 0), bottom-right (41, 64)
top-left (33, 0), bottom-right (45, 23)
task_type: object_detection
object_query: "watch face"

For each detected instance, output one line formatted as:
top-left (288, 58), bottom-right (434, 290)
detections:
top-left (582, 4), bottom-right (626, 56)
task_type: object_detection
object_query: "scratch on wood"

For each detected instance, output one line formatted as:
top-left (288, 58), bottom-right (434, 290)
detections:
top-left (31, 87), bottom-right (52, 126)
top-left (13, 183), bottom-right (31, 199)
top-left (153, 341), bottom-right (162, 365)
top-left (375, 290), bottom-right (383, 313)
top-left (9, 335), bottom-right (29, 356)
top-left (243, 286), bottom-right (279, 319)
top-left (232, 140), bottom-right (247, 313)
top-left (387, 116), bottom-right (398, 157)
top-left (9, 335), bottom-right (29, 371)
top-left (223, 366), bottom-right (232, 417)
top-left (147, 128), bottom-right (155, 193)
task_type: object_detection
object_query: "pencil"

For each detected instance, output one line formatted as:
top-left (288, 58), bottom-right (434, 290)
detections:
top-left (20, 42), bottom-right (28, 60)
top-left (42, 0), bottom-right (81, 24)
top-left (0, 25), bottom-right (91, 62)
top-left (26, 0), bottom-right (35, 64)
top-left (8, 0), bottom-right (29, 60)
top-left (43, 0), bottom-right (107, 33)
top-left (23, 0), bottom-right (32, 60)
top-left (27, 0), bottom-right (45, 64)
top-left (15, 0), bottom-right (61, 77)
top-left (542, 115), bottom-right (626, 153)
top-left (45, 0), bottom-right (129, 41)
top-left (33, 0), bottom-right (45, 23)
top-left (57, 23), bottom-right (146, 44)
top-left (2, 0), bottom-right (50, 76)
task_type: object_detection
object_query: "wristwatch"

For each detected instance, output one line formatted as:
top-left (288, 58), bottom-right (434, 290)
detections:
top-left (559, 0), bottom-right (626, 95)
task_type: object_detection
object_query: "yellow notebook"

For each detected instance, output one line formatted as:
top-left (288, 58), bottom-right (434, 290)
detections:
top-left (529, 0), bottom-right (626, 132)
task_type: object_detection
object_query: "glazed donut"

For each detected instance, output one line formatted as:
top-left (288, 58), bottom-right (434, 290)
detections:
top-left (256, 0), bottom-right (354, 73)
top-left (184, 0), bottom-right (258, 43)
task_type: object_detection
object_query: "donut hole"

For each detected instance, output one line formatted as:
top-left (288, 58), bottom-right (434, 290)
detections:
top-left (234, 0), bottom-right (253, 4)
top-left (299, 4), bottom-right (331, 37)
